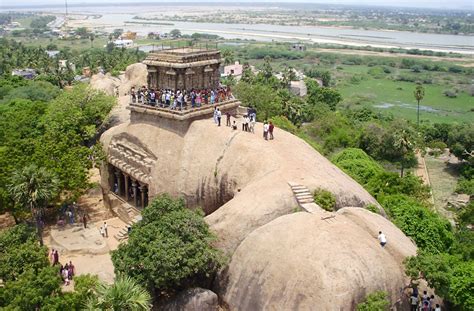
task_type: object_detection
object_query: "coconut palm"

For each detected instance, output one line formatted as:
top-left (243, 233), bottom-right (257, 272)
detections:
top-left (8, 165), bottom-right (58, 245)
top-left (414, 83), bottom-right (425, 128)
top-left (84, 276), bottom-right (151, 311)
top-left (393, 129), bottom-right (414, 177)
top-left (221, 49), bottom-right (235, 66)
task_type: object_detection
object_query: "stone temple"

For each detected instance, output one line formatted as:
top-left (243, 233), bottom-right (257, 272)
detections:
top-left (98, 49), bottom-right (418, 309)
top-left (143, 47), bottom-right (221, 90)
top-left (102, 48), bottom-right (240, 217)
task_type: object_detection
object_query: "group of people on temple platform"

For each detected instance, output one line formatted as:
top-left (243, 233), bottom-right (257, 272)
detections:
top-left (130, 85), bottom-right (232, 110)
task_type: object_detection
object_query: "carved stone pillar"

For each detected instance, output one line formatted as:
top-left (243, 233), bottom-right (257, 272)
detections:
top-left (114, 170), bottom-right (122, 195)
top-left (124, 174), bottom-right (130, 201)
top-left (139, 184), bottom-right (146, 209)
top-left (131, 180), bottom-right (138, 207)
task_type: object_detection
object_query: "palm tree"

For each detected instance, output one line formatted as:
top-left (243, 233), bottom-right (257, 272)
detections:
top-left (8, 165), bottom-right (58, 245)
top-left (414, 83), bottom-right (425, 128)
top-left (90, 33), bottom-right (95, 49)
top-left (84, 276), bottom-right (151, 311)
top-left (393, 129), bottom-right (414, 178)
top-left (221, 49), bottom-right (235, 66)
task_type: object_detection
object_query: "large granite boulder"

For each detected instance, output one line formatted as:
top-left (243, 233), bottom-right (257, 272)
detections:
top-left (100, 67), bottom-right (417, 309)
top-left (160, 288), bottom-right (218, 311)
top-left (217, 208), bottom-right (416, 310)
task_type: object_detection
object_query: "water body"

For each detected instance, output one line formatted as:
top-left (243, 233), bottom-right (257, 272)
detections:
top-left (374, 102), bottom-right (441, 113)
top-left (5, 5), bottom-right (474, 53)
top-left (79, 13), bottom-right (474, 53)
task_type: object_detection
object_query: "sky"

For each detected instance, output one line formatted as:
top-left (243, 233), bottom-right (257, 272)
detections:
top-left (1, 0), bottom-right (473, 10)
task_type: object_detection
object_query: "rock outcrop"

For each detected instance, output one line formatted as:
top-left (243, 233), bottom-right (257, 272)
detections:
top-left (160, 288), bottom-right (218, 311)
top-left (99, 63), bottom-right (417, 310)
top-left (218, 208), bottom-right (415, 310)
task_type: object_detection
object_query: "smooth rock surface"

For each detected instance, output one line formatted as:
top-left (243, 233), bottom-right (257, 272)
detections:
top-left (160, 288), bottom-right (218, 311)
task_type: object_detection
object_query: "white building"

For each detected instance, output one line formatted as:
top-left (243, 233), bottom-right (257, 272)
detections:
top-left (113, 39), bottom-right (134, 48)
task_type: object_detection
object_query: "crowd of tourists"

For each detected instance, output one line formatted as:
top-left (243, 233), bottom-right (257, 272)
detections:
top-left (410, 289), bottom-right (441, 311)
top-left (50, 249), bottom-right (75, 286)
top-left (214, 107), bottom-right (275, 141)
top-left (130, 85), bottom-right (233, 110)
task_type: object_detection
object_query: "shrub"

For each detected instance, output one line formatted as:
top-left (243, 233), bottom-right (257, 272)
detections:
top-left (313, 188), bottom-right (336, 211)
top-left (366, 204), bottom-right (379, 214)
top-left (379, 194), bottom-right (453, 253)
top-left (444, 89), bottom-right (457, 98)
top-left (456, 178), bottom-right (474, 195)
top-left (271, 115), bottom-right (297, 134)
top-left (356, 291), bottom-right (390, 311)
top-left (332, 148), bottom-right (385, 186)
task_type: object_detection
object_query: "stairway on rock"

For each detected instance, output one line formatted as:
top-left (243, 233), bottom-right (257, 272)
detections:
top-left (113, 202), bottom-right (142, 242)
top-left (288, 182), bottom-right (321, 214)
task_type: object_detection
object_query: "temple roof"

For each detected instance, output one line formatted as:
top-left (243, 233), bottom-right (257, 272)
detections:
top-left (143, 48), bottom-right (221, 68)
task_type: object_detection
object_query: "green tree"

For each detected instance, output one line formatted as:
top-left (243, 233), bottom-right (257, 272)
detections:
top-left (261, 55), bottom-right (273, 81)
top-left (0, 266), bottom-right (63, 310)
top-left (281, 66), bottom-right (297, 88)
top-left (306, 79), bottom-right (342, 111)
top-left (7, 165), bottom-right (59, 245)
top-left (111, 194), bottom-right (224, 294)
top-left (90, 33), bottom-right (95, 48)
top-left (221, 49), bottom-right (235, 66)
top-left (169, 29), bottom-right (181, 38)
top-left (84, 276), bottom-right (151, 311)
top-left (393, 128), bottom-right (416, 177)
top-left (414, 83), bottom-right (425, 127)
top-left (356, 291), bottom-right (390, 311)
top-left (234, 82), bottom-right (282, 120)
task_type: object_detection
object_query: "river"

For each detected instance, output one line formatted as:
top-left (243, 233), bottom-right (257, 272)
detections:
top-left (5, 4), bottom-right (474, 54)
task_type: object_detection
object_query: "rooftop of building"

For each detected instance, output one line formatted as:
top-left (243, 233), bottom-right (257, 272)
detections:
top-left (143, 48), bottom-right (221, 67)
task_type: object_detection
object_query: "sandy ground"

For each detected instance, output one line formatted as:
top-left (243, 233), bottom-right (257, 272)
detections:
top-left (43, 169), bottom-right (127, 286)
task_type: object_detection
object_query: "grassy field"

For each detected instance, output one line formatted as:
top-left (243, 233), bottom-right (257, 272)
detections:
top-left (9, 36), bottom-right (110, 51)
top-left (338, 77), bottom-right (473, 124)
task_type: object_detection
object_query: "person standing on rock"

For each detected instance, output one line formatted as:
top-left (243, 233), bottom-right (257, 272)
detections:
top-left (263, 121), bottom-right (269, 140)
top-left (226, 112), bottom-right (231, 127)
top-left (410, 294), bottom-right (418, 311)
top-left (217, 108), bottom-right (222, 126)
top-left (82, 213), bottom-right (88, 229)
top-left (100, 226), bottom-right (105, 238)
top-left (104, 221), bottom-right (108, 238)
top-left (378, 231), bottom-right (387, 247)
top-left (53, 249), bottom-right (59, 265)
top-left (269, 121), bottom-right (274, 140)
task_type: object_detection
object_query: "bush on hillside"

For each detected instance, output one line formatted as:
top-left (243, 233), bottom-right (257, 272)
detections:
top-left (271, 116), bottom-right (297, 134)
top-left (356, 291), bottom-right (390, 311)
top-left (313, 188), bottom-right (336, 211)
top-left (379, 194), bottom-right (453, 253)
top-left (332, 148), bottom-right (384, 185)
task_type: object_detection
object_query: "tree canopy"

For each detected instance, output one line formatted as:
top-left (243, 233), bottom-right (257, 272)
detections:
top-left (111, 194), bottom-right (224, 294)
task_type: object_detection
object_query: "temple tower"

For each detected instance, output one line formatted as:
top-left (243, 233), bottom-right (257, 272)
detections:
top-left (143, 48), bottom-right (221, 91)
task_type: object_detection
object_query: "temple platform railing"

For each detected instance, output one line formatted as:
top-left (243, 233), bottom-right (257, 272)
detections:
top-left (127, 99), bottom-right (241, 135)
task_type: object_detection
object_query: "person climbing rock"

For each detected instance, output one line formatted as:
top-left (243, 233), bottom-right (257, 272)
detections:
top-left (378, 231), bottom-right (387, 247)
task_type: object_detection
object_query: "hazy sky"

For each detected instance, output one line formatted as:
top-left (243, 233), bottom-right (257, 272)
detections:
top-left (2, 0), bottom-right (473, 10)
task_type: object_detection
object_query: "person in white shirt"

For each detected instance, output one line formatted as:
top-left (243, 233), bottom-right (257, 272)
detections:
top-left (378, 231), bottom-right (387, 247)
top-left (216, 108), bottom-right (222, 126)
top-left (263, 122), bottom-right (269, 140)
